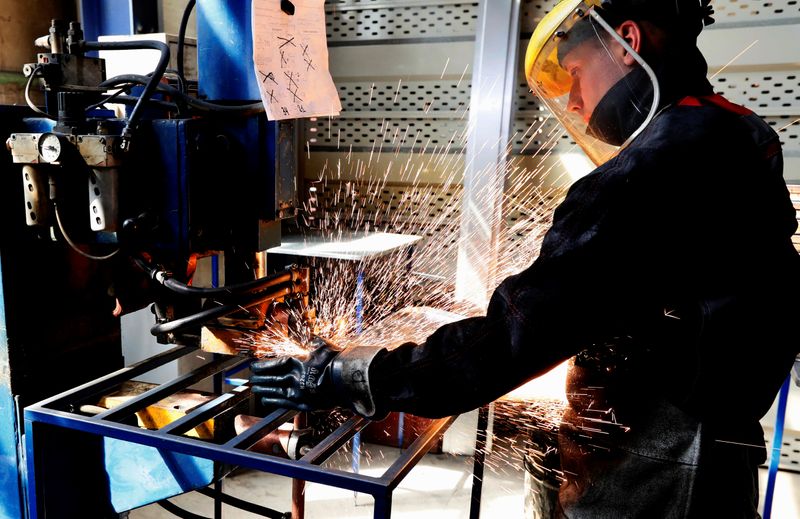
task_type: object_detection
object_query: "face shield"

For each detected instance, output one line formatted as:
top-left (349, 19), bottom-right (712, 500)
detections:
top-left (524, 0), bottom-right (660, 166)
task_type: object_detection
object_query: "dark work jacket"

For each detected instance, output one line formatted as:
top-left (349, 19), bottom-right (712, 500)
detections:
top-left (369, 91), bottom-right (800, 517)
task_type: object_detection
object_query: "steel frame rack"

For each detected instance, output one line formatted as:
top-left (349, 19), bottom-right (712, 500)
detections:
top-left (24, 345), bottom-right (457, 519)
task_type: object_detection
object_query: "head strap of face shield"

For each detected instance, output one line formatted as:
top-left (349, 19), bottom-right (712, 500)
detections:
top-left (594, 0), bottom-right (715, 39)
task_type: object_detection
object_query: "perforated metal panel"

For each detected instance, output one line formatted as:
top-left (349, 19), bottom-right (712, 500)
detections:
top-left (712, 72), bottom-right (800, 114)
top-left (325, 1), bottom-right (479, 42)
top-left (520, 0), bottom-right (555, 34)
top-left (709, 72), bottom-right (800, 155)
top-left (336, 80), bottom-right (472, 112)
top-left (305, 116), bottom-right (469, 150)
top-left (712, 0), bottom-right (800, 24)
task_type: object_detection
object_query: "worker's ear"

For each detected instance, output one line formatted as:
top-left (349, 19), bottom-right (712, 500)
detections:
top-left (616, 21), bottom-right (642, 66)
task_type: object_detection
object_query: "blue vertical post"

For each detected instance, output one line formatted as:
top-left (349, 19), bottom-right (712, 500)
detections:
top-left (763, 375), bottom-right (791, 519)
top-left (80, 0), bottom-right (159, 42)
top-left (196, 0), bottom-right (260, 101)
top-left (0, 260), bottom-right (24, 519)
top-left (352, 269), bottom-right (365, 496)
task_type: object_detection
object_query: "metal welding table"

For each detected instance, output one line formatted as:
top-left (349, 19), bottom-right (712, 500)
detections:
top-left (24, 231), bottom-right (464, 519)
top-left (24, 345), bottom-right (456, 519)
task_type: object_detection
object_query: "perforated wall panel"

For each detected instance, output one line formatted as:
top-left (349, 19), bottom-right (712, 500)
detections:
top-left (336, 80), bottom-right (471, 113)
top-left (520, 0), bottom-right (554, 33)
top-left (306, 115), bottom-right (468, 150)
top-left (713, 0), bottom-right (800, 24)
top-left (325, 1), bottom-right (479, 42)
top-left (709, 72), bottom-right (800, 155)
top-left (712, 71), bottom-right (800, 114)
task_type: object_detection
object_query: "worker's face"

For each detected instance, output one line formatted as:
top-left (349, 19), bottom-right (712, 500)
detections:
top-left (561, 39), bottom-right (631, 123)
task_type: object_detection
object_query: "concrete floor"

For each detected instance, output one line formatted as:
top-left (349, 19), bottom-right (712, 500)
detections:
top-left (129, 441), bottom-right (800, 519)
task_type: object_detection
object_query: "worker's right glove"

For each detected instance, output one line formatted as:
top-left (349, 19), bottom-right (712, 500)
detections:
top-left (250, 337), bottom-right (385, 417)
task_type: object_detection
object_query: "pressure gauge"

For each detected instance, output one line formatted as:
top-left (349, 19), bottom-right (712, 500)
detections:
top-left (38, 133), bottom-right (63, 163)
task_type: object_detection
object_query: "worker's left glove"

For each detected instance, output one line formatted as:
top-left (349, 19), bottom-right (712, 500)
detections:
top-left (250, 337), bottom-right (384, 417)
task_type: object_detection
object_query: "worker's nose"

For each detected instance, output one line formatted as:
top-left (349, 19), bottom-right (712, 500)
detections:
top-left (567, 84), bottom-right (583, 117)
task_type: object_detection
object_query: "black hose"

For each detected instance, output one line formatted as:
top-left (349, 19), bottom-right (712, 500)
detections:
top-left (177, 0), bottom-right (197, 93)
top-left (101, 74), bottom-right (264, 116)
top-left (194, 487), bottom-right (290, 519)
top-left (82, 40), bottom-right (170, 151)
top-left (134, 256), bottom-right (296, 299)
top-left (157, 500), bottom-right (208, 519)
top-left (150, 280), bottom-right (295, 336)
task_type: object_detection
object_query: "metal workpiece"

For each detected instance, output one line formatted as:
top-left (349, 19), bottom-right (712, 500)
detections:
top-left (24, 345), bottom-right (457, 519)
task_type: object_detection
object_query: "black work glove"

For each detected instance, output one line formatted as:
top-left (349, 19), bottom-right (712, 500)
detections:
top-left (250, 337), bottom-right (342, 411)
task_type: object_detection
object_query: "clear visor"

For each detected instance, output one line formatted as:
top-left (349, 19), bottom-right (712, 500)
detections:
top-left (527, 8), bottom-right (660, 166)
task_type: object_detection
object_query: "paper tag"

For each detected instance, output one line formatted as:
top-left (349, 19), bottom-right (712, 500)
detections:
top-left (252, 0), bottom-right (342, 121)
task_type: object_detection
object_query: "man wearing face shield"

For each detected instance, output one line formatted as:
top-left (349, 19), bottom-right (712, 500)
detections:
top-left (251, 1), bottom-right (800, 516)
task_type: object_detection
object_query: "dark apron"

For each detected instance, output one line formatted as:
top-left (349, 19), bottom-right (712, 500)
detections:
top-left (526, 339), bottom-right (764, 519)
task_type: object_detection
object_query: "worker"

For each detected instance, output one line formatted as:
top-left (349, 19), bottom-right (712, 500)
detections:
top-left (252, 0), bottom-right (800, 517)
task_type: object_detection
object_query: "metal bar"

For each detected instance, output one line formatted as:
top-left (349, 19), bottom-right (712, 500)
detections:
top-left (212, 353), bottom-right (223, 519)
top-left (469, 406), bottom-right (489, 519)
top-left (24, 419), bottom-right (42, 519)
top-left (381, 416), bottom-right (456, 489)
top-left (24, 406), bottom-right (386, 495)
top-left (159, 386), bottom-right (251, 436)
top-left (95, 355), bottom-right (248, 422)
top-left (373, 492), bottom-right (393, 519)
top-left (292, 413), bottom-right (307, 519)
top-left (301, 415), bottom-right (369, 465)
top-left (35, 345), bottom-right (196, 410)
top-left (224, 408), bottom-right (298, 450)
top-left (214, 479), bottom-right (223, 519)
top-left (195, 487), bottom-right (288, 518)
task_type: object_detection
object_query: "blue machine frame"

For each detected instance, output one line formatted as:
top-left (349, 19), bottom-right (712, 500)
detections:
top-left (24, 345), bottom-right (456, 518)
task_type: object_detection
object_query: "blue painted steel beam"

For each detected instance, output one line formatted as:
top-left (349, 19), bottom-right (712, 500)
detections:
top-left (36, 345), bottom-right (195, 412)
top-left (197, 0), bottom-right (261, 101)
top-left (80, 0), bottom-right (160, 41)
top-left (0, 258), bottom-right (23, 519)
top-left (24, 407), bottom-right (387, 509)
top-left (80, 0), bottom-right (136, 42)
top-left (301, 416), bottom-right (369, 465)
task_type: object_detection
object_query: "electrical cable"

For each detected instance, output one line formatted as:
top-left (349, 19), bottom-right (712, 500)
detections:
top-left (157, 500), bottom-right (208, 519)
top-left (177, 0), bottom-right (197, 93)
top-left (194, 487), bottom-right (290, 519)
top-left (110, 95), bottom-right (180, 113)
top-left (100, 74), bottom-right (264, 115)
top-left (150, 280), bottom-right (295, 336)
top-left (133, 256), bottom-right (296, 299)
top-left (53, 202), bottom-right (120, 261)
top-left (84, 87), bottom-right (130, 112)
top-left (24, 66), bottom-right (56, 120)
top-left (82, 40), bottom-right (171, 151)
